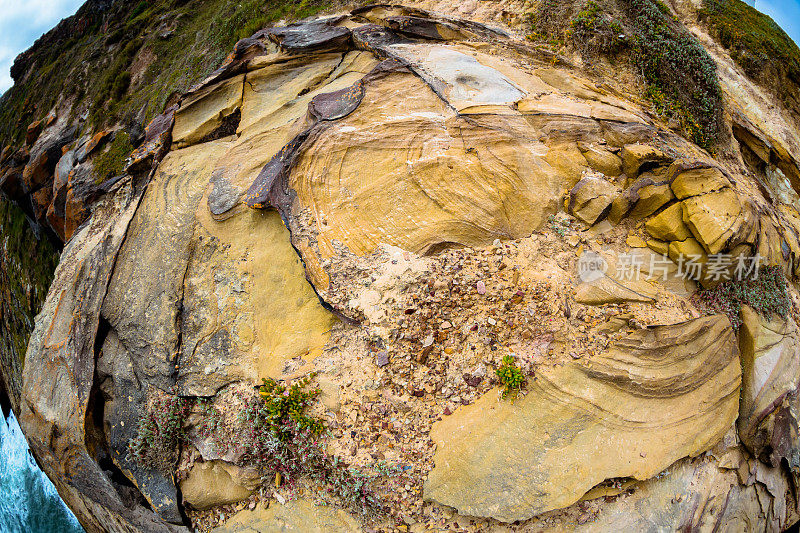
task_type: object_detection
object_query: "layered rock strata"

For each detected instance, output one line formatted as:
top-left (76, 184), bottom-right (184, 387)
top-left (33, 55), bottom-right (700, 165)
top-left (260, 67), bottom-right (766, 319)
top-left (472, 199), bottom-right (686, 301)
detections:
top-left (4, 3), bottom-right (800, 532)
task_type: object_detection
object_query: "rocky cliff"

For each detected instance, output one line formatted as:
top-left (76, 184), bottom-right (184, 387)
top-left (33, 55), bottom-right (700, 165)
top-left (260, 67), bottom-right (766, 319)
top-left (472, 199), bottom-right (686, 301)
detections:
top-left (3, 0), bottom-right (800, 532)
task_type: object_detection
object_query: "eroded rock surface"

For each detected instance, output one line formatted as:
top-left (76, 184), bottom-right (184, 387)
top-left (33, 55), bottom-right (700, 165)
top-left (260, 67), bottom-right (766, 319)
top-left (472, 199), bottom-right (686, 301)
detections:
top-left (214, 500), bottom-right (362, 532)
top-left (424, 316), bottom-right (741, 522)
top-left (8, 3), bottom-right (800, 533)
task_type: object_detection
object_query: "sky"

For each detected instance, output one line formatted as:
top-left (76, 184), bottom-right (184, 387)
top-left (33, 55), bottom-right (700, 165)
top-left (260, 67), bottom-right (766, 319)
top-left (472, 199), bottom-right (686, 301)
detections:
top-left (0, 0), bottom-right (84, 95)
top-left (0, 0), bottom-right (799, 95)
top-left (756, 0), bottom-right (800, 47)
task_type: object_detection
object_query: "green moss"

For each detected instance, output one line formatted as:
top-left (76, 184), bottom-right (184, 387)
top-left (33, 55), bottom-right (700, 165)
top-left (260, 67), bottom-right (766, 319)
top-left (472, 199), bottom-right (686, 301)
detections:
top-left (92, 132), bottom-right (133, 183)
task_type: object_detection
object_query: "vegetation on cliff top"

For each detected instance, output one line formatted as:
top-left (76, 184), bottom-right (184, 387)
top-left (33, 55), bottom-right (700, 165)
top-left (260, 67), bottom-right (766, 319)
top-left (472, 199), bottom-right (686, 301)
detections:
top-left (529, 0), bottom-right (723, 150)
top-left (700, 0), bottom-right (800, 83)
top-left (699, 0), bottom-right (800, 119)
top-left (0, 0), bottom-right (330, 149)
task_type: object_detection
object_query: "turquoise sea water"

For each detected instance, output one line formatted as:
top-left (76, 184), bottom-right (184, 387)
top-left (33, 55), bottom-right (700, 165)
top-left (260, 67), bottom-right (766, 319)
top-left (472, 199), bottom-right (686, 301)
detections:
top-left (0, 411), bottom-right (84, 533)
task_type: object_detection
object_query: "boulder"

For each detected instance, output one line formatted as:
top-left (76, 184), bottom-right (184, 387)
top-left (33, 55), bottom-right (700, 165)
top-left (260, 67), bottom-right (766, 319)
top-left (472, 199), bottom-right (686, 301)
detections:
top-left (126, 105), bottom-right (177, 174)
top-left (214, 500), bottom-right (362, 532)
top-left (267, 20), bottom-right (352, 53)
top-left (568, 175), bottom-right (621, 226)
top-left (386, 15), bottom-right (471, 41)
top-left (24, 113), bottom-right (54, 146)
top-left (645, 202), bottom-right (691, 241)
top-left (180, 461), bottom-right (257, 510)
top-left (424, 316), bottom-right (740, 522)
top-left (681, 187), bottom-right (746, 254)
top-left (738, 306), bottom-right (800, 470)
top-left (76, 129), bottom-right (114, 163)
top-left (670, 166), bottom-right (730, 199)
top-left (668, 238), bottom-right (709, 284)
top-left (26, 119), bottom-right (44, 146)
top-left (172, 74), bottom-right (244, 149)
top-left (628, 181), bottom-right (674, 218)
top-left (579, 144), bottom-right (622, 177)
top-left (620, 144), bottom-right (672, 177)
top-left (646, 238), bottom-right (669, 256)
top-left (607, 191), bottom-right (634, 224)
top-left (30, 186), bottom-right (52, 224)
top-left (21, 125), bottom-right (76, 192)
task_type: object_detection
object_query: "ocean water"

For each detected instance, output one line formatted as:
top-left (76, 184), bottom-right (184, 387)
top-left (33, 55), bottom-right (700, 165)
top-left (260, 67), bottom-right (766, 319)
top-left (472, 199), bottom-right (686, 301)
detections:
top-left (0, 410), bottom-right (84, 533)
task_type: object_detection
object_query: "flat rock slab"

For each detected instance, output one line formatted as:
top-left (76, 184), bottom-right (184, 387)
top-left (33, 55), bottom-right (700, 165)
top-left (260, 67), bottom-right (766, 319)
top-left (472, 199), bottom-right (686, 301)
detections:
top-left (424, 315), bottom-right (740, 522)
top-left (268, 21), bottom-right (351, 53)
top-left (388, 43), bottom-right (526, 111)
top-left (213, 500), bottom-right (361, 532)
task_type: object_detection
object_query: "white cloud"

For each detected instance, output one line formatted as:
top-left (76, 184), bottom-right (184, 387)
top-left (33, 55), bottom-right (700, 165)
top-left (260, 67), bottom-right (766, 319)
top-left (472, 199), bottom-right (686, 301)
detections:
top-left (0, 0), bottom-right (84, 92)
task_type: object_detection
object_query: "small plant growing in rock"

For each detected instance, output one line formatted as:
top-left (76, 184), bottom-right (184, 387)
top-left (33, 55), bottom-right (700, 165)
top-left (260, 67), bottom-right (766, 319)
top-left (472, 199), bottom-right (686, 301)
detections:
top-left (130, 394), bottom-right (191, 475)
top-left (694, 265), bottom-right (790, 328)
top-left (548, 215), bottom-right (572, 237)
top-left (237, 376), bottom-right (385, 516)
top-left (256, 374), bottom-right (325, 439)
top-left (496, 355), bottom-right (525, 400)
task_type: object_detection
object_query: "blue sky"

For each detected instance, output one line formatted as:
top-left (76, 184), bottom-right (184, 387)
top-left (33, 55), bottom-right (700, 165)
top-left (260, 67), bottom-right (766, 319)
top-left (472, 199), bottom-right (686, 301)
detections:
top-left (0, 0), bottom-right (84, 94)
top-left (757, 0), bottom-right (800, 46)
top-left (0, 0), bottom-right (799, 95)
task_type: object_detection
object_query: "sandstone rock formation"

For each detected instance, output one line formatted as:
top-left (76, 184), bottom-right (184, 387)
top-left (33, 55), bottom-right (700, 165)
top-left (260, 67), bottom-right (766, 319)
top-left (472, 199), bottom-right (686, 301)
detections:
top-left (2, 1), bottom-right (800, 532)
top-left (215, 500), bottom-right (362, 532)
top-left (424, 316), bottom-right (741, 522)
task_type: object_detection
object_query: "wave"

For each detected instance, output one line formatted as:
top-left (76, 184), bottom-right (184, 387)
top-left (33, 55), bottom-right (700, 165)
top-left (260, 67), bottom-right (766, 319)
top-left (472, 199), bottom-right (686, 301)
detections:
top-left (0, 411), bottom-right (84, 533)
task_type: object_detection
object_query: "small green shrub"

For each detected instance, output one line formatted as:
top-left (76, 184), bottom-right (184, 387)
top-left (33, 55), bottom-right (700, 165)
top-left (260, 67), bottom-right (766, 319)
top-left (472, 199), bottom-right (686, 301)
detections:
top-left (496, 355), bottom-right (525, 400)
top-left (568, 1), bottom-right (625, 56)
top-left (130, 394), bottom-right (191, 475)
top-left (256, 374), bottom-right (325, 439)
top-left (694, 265), bottom-right (790, 329)
top-left (237, 376), bottom-right (384, 516)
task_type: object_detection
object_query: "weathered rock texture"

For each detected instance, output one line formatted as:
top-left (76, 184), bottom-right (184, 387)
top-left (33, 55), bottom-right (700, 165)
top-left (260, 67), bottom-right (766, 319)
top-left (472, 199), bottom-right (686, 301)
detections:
top-left (3, 2), bottom-right (800, 532)
top-left (424, 316), bottom-right (741, 522)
